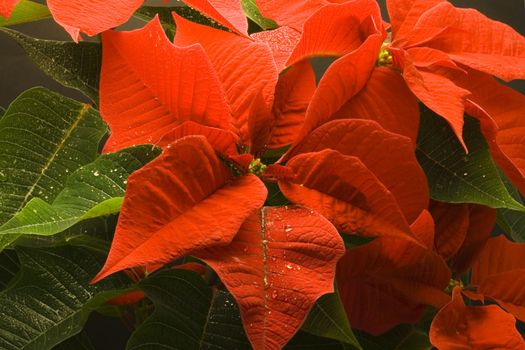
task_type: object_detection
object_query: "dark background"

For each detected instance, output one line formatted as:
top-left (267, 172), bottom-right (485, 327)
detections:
top-left (1, 1), bottom-right (524, 349)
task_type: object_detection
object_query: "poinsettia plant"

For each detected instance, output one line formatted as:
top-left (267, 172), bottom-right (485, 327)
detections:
top-left (1, 0), bottom-right (525, 349)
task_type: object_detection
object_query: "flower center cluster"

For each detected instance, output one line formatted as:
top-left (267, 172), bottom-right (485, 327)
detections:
top-left (248, 158), bottom-right (267, 176)
top-left (377, 43), bottom-right (393, 66)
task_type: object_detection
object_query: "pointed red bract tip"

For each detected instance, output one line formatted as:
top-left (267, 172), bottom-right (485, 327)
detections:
top-left (92, 136), bottom-right (267, 283)
top-left (47, 0), bottom-right (143, 41)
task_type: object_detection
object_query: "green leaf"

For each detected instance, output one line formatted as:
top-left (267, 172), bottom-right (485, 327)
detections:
top-left (0, 246), bottom-right (131, 350)
top-left (0, 250), bottom-right (19, 290)
top-left (12, 215), bottom-right (117, 255)
top-left (0, 0), bottom-right (51, 27)
top-left (497, 171), bottom-right (525, 242)
top-left (302, 291), bottom-right (361, 349)
top-left (355, 324), bottom-right (431, 350)
top-left (0, 145), bottom-right (160, 242)
top-left (134, 5), bottom-right (228, 39)
top-left (0, 106), bottom-right (5, 118)
top-left (52, 332), bottom-right (94, 350)
top-left (127, 270), bottom-right (251, 350)
top-left (0, 87), bottom-right (107, 248)
top-left (242, 0), bottom-right (278, 30)
top-left (416, 109), bottom-right (525, 211)
top-left (0, 28), bottom-right (102, 104)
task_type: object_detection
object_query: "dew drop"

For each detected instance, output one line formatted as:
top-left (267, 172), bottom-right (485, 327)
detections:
top-left (93, 170), bottom-right (100, 177)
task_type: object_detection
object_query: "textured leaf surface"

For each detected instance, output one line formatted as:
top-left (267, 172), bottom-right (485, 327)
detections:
top-left (497, 174), bottom-right (525, 243)
top-left (134, 5), bottom-right (228, 38)
top-left (47, 0), bottom-right (143, 41)
top-left (416, 109), bottom-right (524, 211)
top-left (196, 206), bottom-right (345, 350)
top-left (430, 287), bottom-right (525, 350)
top-left (429, 201), bottom-right (470, 261)
top-left (280, 149), bottom-right (416, 242)
top-left (452, 69), bottom-right (525, 197)
top-left (182, 0), bottom-right (248, 34)
top-left (173, 14), bottom-right (277, 142)
top-left (268, 61), bottom-right (315, 148)
top-left (419, 2), bottom-right (525, 81)
top-left (0, 87), bottom-right (107, 229)
top-left (286, 119), bottom-right (428, 223)
top-left (302, 292), bottom-right (361, 348)
top-left (254, 0), bottom-right (327, 32)
top-left (0, 28), bottom-right (101, 104)
top-left (100, 17), bottom-right (232, 153)
top-left (297, 34), bottom-right (383, 142)
top-left (0, 0), bottom-right (49, 26)
top-left (332, 67), bottom-right (420, 144)
top-left (242, 0), bottom-right (276, 30)
top-left (386, 0), bottom-right (444, 39)
top-left (0, 145), bottom-right (159, 241)
top-left (471, 235), bottom-right (525, 321)
top-left (127, 269), bottom-right (250, 350)
top-left (450, 204), bottom-right (496, 275)
top-left (251, 26), bottom-right (301, 72)
top-left (403, 63), bottom-right (470, 149)
top-left (0, 246), bottom-right (130, 350)
top-left (0, 250), bottom-right (18, 290)
top-left (286, 1), bottom-right (383, 65)
top-left (337, 237), bottom-right (451, 335)
top-left (94, 136), bottom-right (267, 281)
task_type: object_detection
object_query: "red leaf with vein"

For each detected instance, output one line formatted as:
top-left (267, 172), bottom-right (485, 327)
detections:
top-left (0, 0), bottom-right (18, 18)
top-left (337, 237), bottom-right (451, 335)
top-left (173, 14), bottom-right (277, 142)
top-left (47, 0), bottom-right (143, 42)
top-left (402, 61), bottom-right (470, 150)
top-left (181, 0), bottom-right (247, 34)
top-left (285, 119), bottom-right (428, 223)
top-left (269, 60), bottom-right (316, 149)
top-left (331, 67), bottom-right (420, 144)
top-left (416, 2), bottom-right (525, 81)
top-left (386, 0), bottom-right (444, 39)
top-left (430, 287), bottom-right (525, 350)
top-left (450, 69), bottom-right (525, 196)
top-left (157, 121), bottom-right (239, 156)
top-left (471, 235), bottom-right (525, 321)
top-left (100, 17), bottom-right (232, 153)
top-left (196, 206), bottom-right (345, 350)
top-left (297, 33), bottom-right (383, 142)
top-left (252, 26), bottom-right (301, 72)
top-left (279, 149), bottom-right (419, 242)
top-left (451, 204), bottom-right (495, 275)
top-left (286, 1), bottom-right (383, 66)
top-left (429, 201), bottom-right (470, 261)
top-left (92, 136), bottom-right (267, 282)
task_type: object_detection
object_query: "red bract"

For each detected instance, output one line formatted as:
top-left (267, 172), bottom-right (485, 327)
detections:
top-left (196, 206), bottom-right (344, 350)
top-left (100, 17), bottom-right (233, 153)
top-left (92, 135), bottom-right (267, 282)
top-left (337, 237), bottom-right (451, 335)
top-left (172, 13), bottom-right (278, 143)
top-left (430, 287), bottom-right (525, 350)
top-left (470, 235), bottom-right (525, 322)
top-left (0, 0), bottom-right (18, 18)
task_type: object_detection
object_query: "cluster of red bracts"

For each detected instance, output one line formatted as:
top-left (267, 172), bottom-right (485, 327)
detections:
top-left (4, 0), bottom-right (525, 349)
